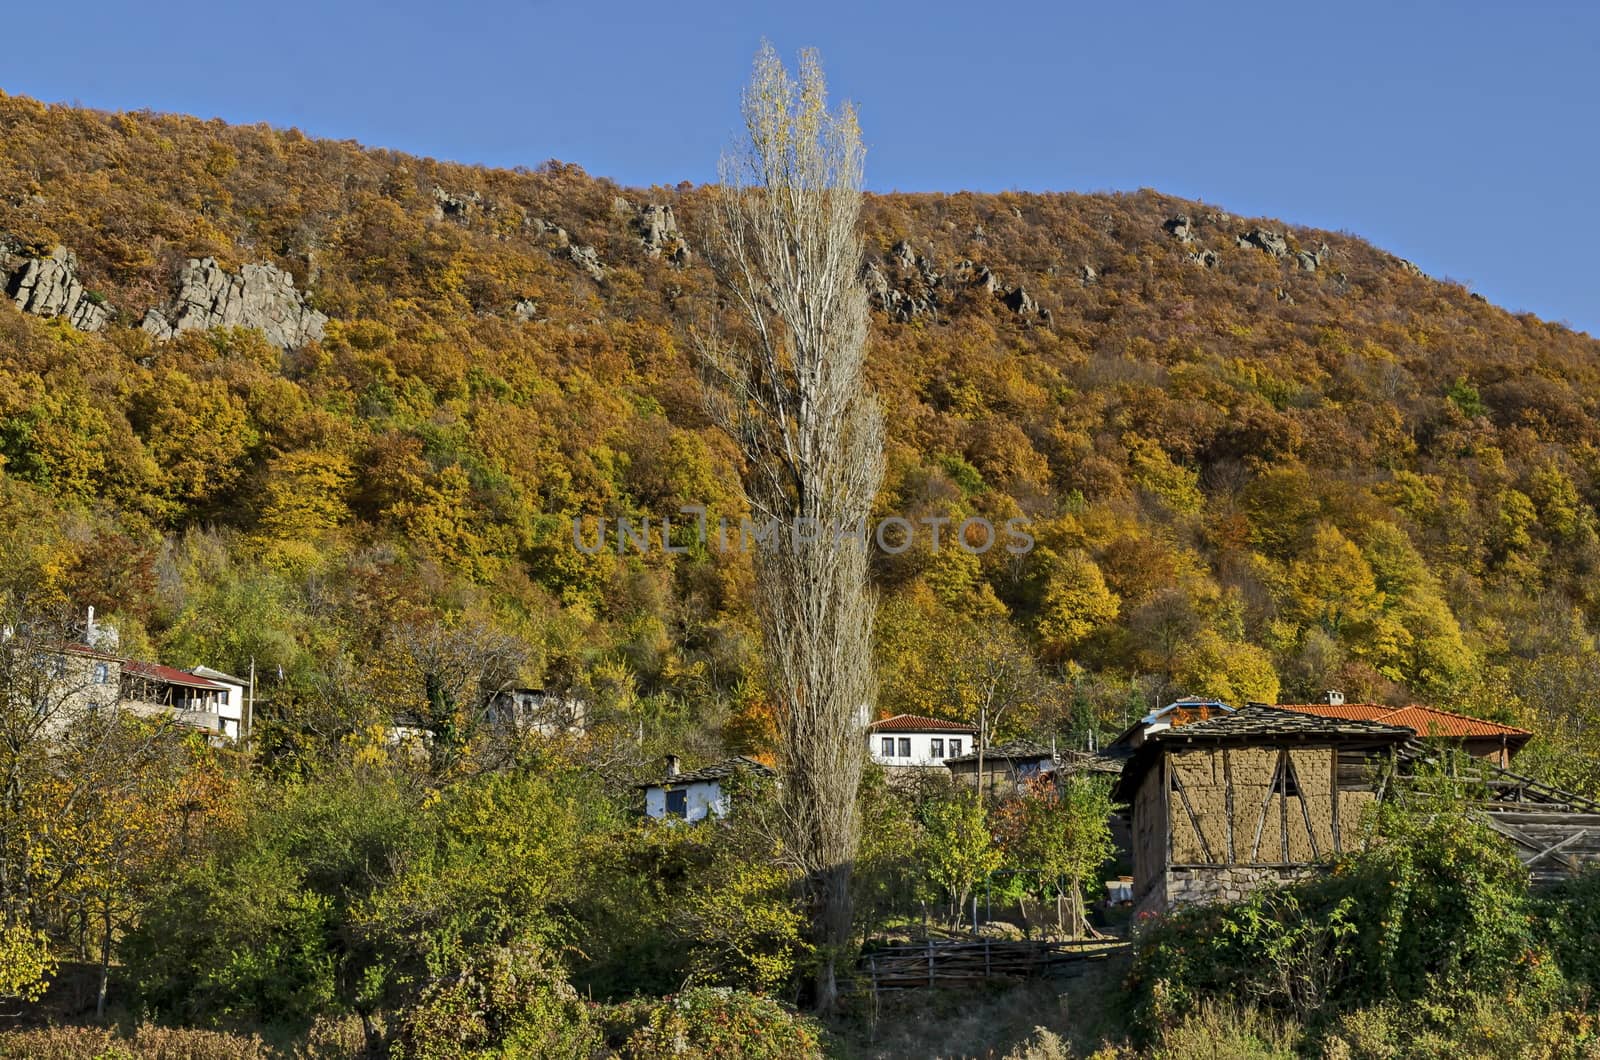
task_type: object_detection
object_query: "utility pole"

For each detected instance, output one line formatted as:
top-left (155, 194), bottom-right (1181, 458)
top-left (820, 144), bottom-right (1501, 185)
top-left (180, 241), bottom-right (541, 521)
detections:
top-left (245, 657), bottom-right (256, 748)
top-left (977, 704), bottom-right (987, 802)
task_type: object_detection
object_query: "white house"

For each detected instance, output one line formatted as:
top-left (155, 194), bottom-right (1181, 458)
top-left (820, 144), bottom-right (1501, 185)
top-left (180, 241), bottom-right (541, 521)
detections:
top-left (189, 665), bottom-right (251, 742)
top-left (867, 714), bottom-right (978, 768)
top-left (485, 687), bottom-right (587, 736)
top-left (640, 755), bottom-right (776, 823)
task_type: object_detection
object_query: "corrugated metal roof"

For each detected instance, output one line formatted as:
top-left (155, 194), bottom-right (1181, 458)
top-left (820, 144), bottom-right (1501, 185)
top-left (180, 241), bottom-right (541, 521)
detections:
top-left (1279, 702), bottom-right (1531, 740)
top-left (868, 713), bottom-right (978, 734)
top-left (122, 659), bottom-right (227, 690)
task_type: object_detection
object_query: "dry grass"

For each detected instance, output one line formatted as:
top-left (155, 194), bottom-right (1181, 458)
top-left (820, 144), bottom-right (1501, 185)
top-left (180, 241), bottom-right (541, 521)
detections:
top-left (0, 1023), bottom-right (278, 1059)
top-left (831, 948), bottom-right (1132, 1059)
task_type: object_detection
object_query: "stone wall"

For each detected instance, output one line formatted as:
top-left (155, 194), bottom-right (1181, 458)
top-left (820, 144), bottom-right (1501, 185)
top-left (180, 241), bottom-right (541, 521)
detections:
top-left (1166, 864), bottom-right (1315, 906)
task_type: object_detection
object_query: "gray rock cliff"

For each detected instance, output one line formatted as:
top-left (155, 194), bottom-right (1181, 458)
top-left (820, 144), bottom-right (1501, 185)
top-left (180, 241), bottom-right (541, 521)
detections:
top-left (141, 257), bottom-right (325, 349)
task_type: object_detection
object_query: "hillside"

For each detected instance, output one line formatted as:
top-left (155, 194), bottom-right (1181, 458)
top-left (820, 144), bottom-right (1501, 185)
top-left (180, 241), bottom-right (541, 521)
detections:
top-left (4, 89), bottom-right (1600, 790)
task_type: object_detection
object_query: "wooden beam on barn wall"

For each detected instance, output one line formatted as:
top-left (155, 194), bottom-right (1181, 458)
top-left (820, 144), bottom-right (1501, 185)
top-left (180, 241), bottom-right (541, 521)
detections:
top-left (1223, 748), bottom-right (1237, 863)
top-left (1330, 747), bottom-right (1341, 855)
top-left (1279, 750), bottom-right (1291, 865)
top-left (1251, 754), bottom-right (1278, 862)
top-left (1288, 754), bottom-right (1320, 859)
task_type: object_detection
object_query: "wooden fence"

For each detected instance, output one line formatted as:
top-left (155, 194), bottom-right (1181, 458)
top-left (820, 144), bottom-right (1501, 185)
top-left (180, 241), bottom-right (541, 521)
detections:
top-left (862, 938), bottom-right (1125, 993)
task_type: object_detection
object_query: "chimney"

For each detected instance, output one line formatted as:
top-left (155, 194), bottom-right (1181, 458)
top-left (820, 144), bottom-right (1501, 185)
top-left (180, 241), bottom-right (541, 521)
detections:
top-left (1323, 690), bottom-right (1346, 706)
top-left (664, 754), bottom-right (680, 777)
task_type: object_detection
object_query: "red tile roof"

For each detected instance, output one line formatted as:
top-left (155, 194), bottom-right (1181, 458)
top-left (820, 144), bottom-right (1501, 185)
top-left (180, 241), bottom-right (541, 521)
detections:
top-left (868, 713), bottom-right (978, 734)
top-left (1277, 702), bottom-right (1531, 740)
top-left (122, 660), bottom-right (227, 691)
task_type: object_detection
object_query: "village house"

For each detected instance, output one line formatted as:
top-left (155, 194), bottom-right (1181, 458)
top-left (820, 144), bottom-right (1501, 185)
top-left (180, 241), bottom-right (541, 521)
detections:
top-left (386, 687), bottom-right (588, 749)
top-left (1112, 704), bottom-right (1414, 916)
top-left (189, 665), bottom-right (251, 742)
top-left (1277, 691), bottom-right (1531, 767)
top-left (485, 686), bottom-right (587, 736)
top-left (639, 755), bottom-right (776, 823)
top-left (867, 714), bottom-right (977, 769)
top-left (45, 642), bottom-right (123, 731)
top-left (945, 739), bottom-right (1059, 795)
top-left (120, 660), bottom-right (232, 737)
top-left (1109, 698), bottom-right (1236, 749)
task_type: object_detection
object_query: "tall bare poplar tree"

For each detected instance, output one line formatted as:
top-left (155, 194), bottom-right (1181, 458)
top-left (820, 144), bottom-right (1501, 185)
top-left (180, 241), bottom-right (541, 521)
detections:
top-left (699, 43), bottom-right (883, 1011)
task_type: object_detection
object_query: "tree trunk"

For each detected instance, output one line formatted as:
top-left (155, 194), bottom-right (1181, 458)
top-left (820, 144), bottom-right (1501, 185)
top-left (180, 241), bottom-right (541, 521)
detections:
top-left (95, 900), bottom-right (111, 1020)
top-left (812, 863), bottom-right (852, 1013)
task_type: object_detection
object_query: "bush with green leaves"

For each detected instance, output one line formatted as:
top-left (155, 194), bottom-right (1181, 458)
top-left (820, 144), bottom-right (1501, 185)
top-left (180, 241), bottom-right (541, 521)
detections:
top-left (620, 988), bottom-right (826, 1060)
top-left (569, 811), bottom-right (808, 1001)
top-left (393, 938), bottom-right (603, 1060)
top-left (1126, 811), bottom-right (1539, 1037)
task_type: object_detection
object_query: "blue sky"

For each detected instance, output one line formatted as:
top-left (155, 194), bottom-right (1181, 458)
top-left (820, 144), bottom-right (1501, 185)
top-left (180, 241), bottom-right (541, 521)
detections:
top-left (8, 0), bottom-right (1597, 335)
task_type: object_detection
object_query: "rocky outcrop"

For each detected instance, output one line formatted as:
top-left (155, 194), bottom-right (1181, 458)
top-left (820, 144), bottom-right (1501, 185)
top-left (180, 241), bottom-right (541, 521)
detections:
top-left (1163, 215), bottom-right (1195, 244)
top-left (568, 244), bottom-right (606, 282)
top-left (865, 242), bottom-right (943, 321)
top-left (432, 186), bottom-right (481, 221)
top-left (526, 216), bottom-right (571, 248)
top-left (1003, 286), bottom-right (1038, 316)
top-left (1395, 257), bottom-right (1423, 277)
top-left (1187, 249), bottom-right (1221, 269)
top-left (141, 258), bottom-right (326, 349)
top-left (1295, 242), bottom-right (1331, 272)
top-left (637, 204), bottom-right (689, 264)
top-left (512, 298), bottom-right (539, 322)
top-left (865, 244), bottom-right (1047, 324)
top-left (1, 245), bottom-right (112, 331)
top-left (1237, 228), bottom-right (1289, 259)
top-left (1080, 264), bottom-right (1099, 286)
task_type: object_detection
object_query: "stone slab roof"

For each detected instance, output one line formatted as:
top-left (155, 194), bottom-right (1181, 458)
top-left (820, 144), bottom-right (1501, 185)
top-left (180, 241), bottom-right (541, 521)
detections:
top-left (640, 756), bottom-right (777, 788)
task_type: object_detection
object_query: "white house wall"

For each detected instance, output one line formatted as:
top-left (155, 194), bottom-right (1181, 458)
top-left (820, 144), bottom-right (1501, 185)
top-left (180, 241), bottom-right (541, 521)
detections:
top-left (870, 731), bottom-right (971, 768)
top-left (644, 780), bottom-right (726, 823)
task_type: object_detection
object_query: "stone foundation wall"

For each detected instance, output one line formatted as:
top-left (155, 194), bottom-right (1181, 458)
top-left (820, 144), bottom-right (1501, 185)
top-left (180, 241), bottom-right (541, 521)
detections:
top-left (1166, 864), bottom-right (1314, 906)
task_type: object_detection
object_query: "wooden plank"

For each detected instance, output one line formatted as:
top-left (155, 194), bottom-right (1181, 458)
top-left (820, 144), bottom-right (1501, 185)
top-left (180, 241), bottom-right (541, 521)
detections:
top-left (1279, 751), bottom-right (1291, 865)
top-left (1224, 749), bottom-right (1237, 862)
top-left (1481, 811), bottom-right (1600, 827)
top-left (1251, 752), bottom-right (1278, 861)
top-left (1522, 829), bottom-right (1588, 868)
top-left (1287, 754), bottom-right (1320, 860)
top-left (1330, 747), bottom-right (1341, 855)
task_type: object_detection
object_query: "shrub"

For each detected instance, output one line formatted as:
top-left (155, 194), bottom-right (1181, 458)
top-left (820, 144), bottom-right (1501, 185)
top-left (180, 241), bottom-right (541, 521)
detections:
top-left (621, 988), bottom-right (825, 1060)
top-left (393, 938), bottom-right (602, 1060)
top-left (1151, 1003), bottom-right (1300, 1060)
top-left (1127, 813), bottom-right (1537, 1036)
top-left (1537, 867), bottom-right (1600, 994)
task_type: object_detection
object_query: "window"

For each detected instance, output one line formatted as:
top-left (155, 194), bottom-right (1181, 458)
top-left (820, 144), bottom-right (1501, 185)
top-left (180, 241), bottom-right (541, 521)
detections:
top-left (898, 738), bottom-right (911, 758)
top-left (1271, 754), bottom-right (1301, 797)
top-left (665, 789), bottom-right (688, 818)
top-left (881, 736), bottom-right (895, 757)
top-left (949, 739), bottom-right (962, 757)
top-left (93, 662), bottom-right (109, 684)
top-left (930, 738), bottom-right (944, 758)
